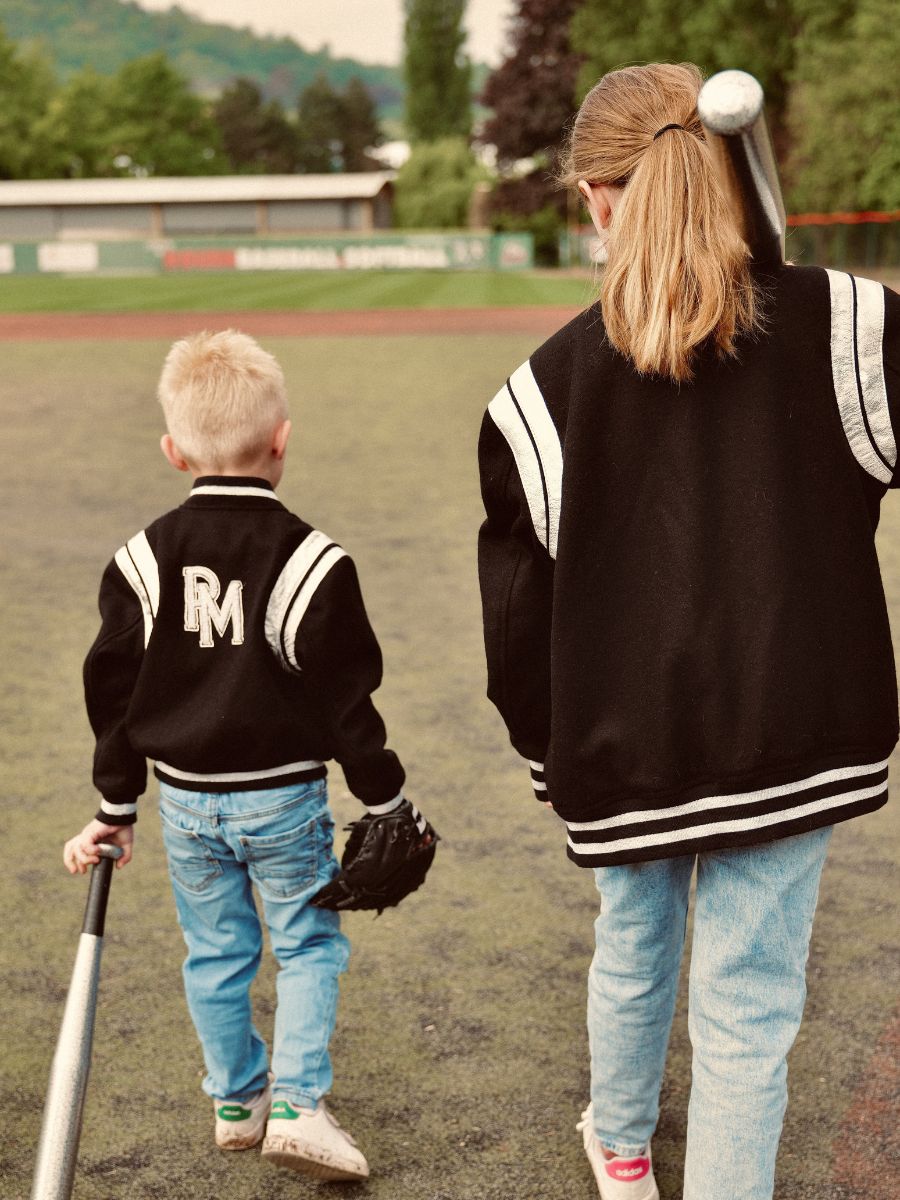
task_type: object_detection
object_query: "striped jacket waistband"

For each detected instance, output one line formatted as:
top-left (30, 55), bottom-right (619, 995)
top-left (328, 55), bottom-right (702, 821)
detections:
top-left (555, 759), bottom-right (890, 867)
top-left (153, 758), bottom-right (327, 793)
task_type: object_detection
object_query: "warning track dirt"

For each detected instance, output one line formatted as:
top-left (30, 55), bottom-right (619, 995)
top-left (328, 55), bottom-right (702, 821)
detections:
top-left (0, 306), bottom-right (582, 341)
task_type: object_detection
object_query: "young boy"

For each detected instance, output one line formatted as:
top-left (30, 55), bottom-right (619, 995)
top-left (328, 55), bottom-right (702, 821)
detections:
top-left (63, 329), bottom-right (411, 1181)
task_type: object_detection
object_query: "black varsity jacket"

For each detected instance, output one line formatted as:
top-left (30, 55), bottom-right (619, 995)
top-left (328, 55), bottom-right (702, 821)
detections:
top-left (478, 265), bottom-right (900, 866)
top-left (85, 476), bottom-right (405, 824)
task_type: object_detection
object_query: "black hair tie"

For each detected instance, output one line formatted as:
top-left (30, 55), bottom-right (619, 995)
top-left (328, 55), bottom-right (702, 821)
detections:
top-left (653, 123), bottom-right (686, 140)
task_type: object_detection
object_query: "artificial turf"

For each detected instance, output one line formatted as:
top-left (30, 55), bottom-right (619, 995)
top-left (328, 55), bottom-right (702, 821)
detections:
top-left (1, 334), bottom-right (897, 1199)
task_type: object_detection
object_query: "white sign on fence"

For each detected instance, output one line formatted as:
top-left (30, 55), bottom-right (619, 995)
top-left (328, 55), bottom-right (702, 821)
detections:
top-left (37, 242), bottom-right (100, 273)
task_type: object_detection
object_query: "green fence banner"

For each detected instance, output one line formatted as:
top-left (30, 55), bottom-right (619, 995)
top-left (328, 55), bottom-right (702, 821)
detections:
top-left (2, 232), bottom-right (534, 276)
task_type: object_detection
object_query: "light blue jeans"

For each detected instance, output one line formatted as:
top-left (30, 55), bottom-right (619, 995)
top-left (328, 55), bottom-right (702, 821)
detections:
top-left (159, 778), bottom-right (350, 1108)
top-left (588, 826), bottom-right (832, 1200)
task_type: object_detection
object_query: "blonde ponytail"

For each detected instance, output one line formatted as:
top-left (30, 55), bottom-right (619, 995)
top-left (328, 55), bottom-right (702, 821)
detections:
top-left (561, 63), bottom-right (760, 384)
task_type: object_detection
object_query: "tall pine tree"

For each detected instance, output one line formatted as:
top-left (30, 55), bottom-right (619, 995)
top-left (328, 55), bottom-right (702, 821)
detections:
top-left (295, 75), bottom-right (383, 173)
top-left (213, 79), bottom-right (298, 174)
top-left (403, 0), bottom-right (471, 142)
top-left (340, 77), bottom-right (382, 171)
top-left (296, 73), bottom-right (344, 172)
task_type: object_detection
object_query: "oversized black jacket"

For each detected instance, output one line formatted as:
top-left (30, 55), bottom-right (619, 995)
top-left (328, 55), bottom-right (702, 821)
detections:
top-left (85, 476), bottom-right (404, 824)
top-left (478, 265), bottom-right (900, 866)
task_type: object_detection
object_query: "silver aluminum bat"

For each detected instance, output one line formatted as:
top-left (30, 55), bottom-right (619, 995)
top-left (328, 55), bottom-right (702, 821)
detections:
top-left (698, 69), bottom-right (786, 267)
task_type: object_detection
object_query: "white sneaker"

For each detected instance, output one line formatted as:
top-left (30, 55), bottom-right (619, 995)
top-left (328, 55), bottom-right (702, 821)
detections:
top-left (261, 1098), bottom-right (369, 1181)
top-left (214, 1080), bottom-right (272, 1150)
top-left (577, 1105), bottom-right (659, 1200)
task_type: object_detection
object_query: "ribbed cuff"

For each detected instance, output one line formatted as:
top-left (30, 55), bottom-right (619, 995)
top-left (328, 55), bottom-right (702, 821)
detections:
top-left (528, 760), bottom-right (547, 801)
top-left (364, 791), bottom-right (404, 815)
top-left (96, 797), bottom-right (138, 826)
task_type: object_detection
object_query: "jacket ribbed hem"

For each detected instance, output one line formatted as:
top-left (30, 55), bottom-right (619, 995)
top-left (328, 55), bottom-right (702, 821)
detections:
top-left (154, 759), bottom-right (327, 793)
top-left (564, 758), bottom-right (889, 866)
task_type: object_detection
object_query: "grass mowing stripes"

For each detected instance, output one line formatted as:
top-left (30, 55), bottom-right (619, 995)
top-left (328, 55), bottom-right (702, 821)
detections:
top-left (1, 333), bottom-right (897, 1199)
top-left (0, 269), bottom-right (596, 313)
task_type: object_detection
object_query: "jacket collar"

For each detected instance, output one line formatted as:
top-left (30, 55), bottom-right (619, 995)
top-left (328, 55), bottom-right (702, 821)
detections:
top-left (189, 476), bottom-right (279, 502)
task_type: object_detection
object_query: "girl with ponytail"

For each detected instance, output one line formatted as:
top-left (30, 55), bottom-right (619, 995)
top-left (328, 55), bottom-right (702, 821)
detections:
top-left (562, 62), bottom-right (759, 383)
top-left (478, 62), bottom-right (900, 1200)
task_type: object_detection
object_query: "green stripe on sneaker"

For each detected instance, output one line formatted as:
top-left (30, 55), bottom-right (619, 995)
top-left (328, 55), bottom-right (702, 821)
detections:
top-left (269, 1100), bottom-right (300, 1120)
top-left (217, 1103), bottom-right (253, 1121)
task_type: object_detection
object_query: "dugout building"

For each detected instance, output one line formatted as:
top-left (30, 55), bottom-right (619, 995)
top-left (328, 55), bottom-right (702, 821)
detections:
top-left (0, 174), bottom-right (395, 240)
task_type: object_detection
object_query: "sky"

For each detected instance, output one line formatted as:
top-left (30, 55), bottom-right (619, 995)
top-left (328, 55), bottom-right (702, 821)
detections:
top-left (134, 0), bottom-right (518, 66)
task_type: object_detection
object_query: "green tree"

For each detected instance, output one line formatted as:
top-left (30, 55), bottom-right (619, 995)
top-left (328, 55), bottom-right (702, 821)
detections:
top-left (403, 0), bottom-right (471, 142)
top-left (33, 67), bottom-right (118, 177)
top-left (787, 0), bottom-right (900, 209)
top-left (481, 0), bottom-right (582, 167)
top-left (394, 136), bottom-right (484, 226)
top-left (213, 77), bottom-right (298, 173)
top-left (296, 74), bottom-right (383, 172)
top-left (570, 0), bottom-right (898, 211)
top-left (570, 0), bottom-right (799, 146)
top-left (296, 72), bottom-right (343, 171)
top-left (0, 27), bottom-right (57, 178)
top-left (105, 52), bottom-right (224, 176)
top-left (0, 0), bottom-right (404, 124)
top-left (479, 0), bottom-right (583, 261)
top-left (340, 76), bottom-right (382, 171)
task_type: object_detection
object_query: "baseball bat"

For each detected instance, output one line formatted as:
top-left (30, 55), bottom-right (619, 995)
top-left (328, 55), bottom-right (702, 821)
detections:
top-left (31, 843), bottom-right (123, 1200)
top-left (698, 69), bottom-right (786, 267)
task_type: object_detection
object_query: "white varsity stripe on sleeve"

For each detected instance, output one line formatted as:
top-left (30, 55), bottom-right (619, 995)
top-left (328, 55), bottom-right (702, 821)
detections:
top-left (854, 275), bottom-right (895, 470)
top-left (265, 530), bottom-right (348, 671)
top-left (826, 270), bottom-right (894, 484)
top-left (488, 360), bottom-right (563, 558)
top-left (114, 530), bottom-right (159, 647)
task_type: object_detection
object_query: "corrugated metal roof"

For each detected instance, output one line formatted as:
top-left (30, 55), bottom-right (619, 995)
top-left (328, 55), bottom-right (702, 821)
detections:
top-left (0, 173), bottom-right (395, 207)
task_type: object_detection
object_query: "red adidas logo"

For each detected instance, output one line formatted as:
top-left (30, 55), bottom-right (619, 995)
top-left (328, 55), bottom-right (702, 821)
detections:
top-left (607, 1159), bottom-right (650, 1180)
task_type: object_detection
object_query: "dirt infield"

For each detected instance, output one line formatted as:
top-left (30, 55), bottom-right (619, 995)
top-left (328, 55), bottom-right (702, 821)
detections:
top-left (0, 305), bottom-right (583, 341)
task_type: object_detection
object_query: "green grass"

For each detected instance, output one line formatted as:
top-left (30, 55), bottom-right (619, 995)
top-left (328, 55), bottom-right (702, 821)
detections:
top-left (0, 270), bottom-right (594, 314)
top-left (1, 334), bottom-right (897, 1199)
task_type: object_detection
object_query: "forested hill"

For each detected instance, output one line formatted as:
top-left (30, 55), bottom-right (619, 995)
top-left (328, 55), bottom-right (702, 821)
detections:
top-left (0, 0), bottom-right (405, 114)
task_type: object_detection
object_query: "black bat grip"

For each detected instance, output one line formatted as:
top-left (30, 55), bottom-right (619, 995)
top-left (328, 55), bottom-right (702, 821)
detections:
top-left (82, 845), bottom-right (121, 937)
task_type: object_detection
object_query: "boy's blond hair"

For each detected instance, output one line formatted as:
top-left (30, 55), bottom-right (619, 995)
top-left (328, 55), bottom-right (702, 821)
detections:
top-left (158, 329), bottom-right (288, 469)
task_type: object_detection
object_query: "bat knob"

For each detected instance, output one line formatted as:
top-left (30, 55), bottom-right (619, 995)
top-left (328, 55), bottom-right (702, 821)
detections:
top-left (96, 843), bottom-right (124, 860)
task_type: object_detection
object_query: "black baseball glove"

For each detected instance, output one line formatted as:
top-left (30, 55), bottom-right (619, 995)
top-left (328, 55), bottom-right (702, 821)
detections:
top-left (311, 799), bottom-right (438, 914)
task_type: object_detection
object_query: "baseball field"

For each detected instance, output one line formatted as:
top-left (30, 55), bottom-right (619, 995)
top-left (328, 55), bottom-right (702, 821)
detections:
top-left (1, 271), bottom-right (897, 1200)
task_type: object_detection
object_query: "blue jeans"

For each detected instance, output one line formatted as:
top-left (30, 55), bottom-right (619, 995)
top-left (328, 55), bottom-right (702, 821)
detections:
top-left (588, 826), bottom-right (832, 1200)
top-left (159, 779), bottom-right (350, 1108)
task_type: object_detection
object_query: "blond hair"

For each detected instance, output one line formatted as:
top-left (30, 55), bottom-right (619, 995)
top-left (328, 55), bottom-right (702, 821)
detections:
top-left (561, 62), bottom-right (760, 383)
top-left (158, 329), bottom-right (288, 469)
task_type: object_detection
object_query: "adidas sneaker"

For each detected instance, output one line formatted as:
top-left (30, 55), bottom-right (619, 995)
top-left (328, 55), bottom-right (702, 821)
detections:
top-left (214, 1080), bottom-right (272, 1150)
top-left (577, 1104), bottom-right (659, 1200)
top-left (262, 1098), bottom-right (369, 1181)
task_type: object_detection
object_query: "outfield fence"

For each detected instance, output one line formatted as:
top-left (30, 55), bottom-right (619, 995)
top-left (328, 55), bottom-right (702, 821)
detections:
top-left (561, 212), bottom-right (900, 271)
top-left (0, 232), bottom-right (534, 276)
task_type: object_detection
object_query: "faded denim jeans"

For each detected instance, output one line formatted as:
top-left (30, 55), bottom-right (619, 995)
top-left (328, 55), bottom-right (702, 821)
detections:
top-left (159, 778), bottom-right (349, 1108)
top-left (588, 826), bottom-right (833, 1200)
